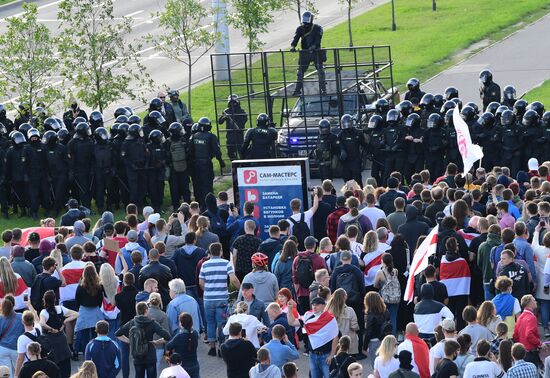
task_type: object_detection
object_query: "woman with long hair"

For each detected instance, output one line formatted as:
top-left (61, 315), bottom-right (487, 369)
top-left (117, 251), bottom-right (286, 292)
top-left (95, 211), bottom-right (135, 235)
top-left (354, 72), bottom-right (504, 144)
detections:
top-left (498, 339), bottom-right (513, 372)
top-left (327, 288), bottom-right (359, 355)
top-left (363, 292), bottom-right (390, 368)
top-left (147, 293), bottom-right (170, 373)
top-left (195, 216), bottom-right (219, 251)
top-left (70, 360), bottom-right (99, 378)
top-left (166, 312), bottom-right (199, 378)
top-left (477, 301), bottom-right (502, 336)
top-left (0, 257), bottom-right (28, 311)
top-left (337, 196), bottom-right (373, 239)
top-left (452, 199), bottom-right (471, 230)
top-left (99, 264), bottom-right (120, 340)
top-left (274, 240), bottom-right (298, 293)
top-left (187, 214), bottom-right (199, 233)
top-left (372, 335), bottom-right (398, 378)
top-left (329, 335), bottom-right (356, 378)
top-left (0, 295), bottom-right (25, 376)
top-left (39, 290), bottom-right (78, 378)
top-left (74, 264), bottom-right (104, 360)
top-left (455, 334), bottom-right (474, 378)
top-left (373, 253), bottom-right (400, 336)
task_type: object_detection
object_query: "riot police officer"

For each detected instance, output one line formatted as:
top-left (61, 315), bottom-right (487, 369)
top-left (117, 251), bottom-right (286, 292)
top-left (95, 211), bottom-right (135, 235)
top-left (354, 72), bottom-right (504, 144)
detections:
top-left (166, 122), bottom-right (191, 210)
top-left (121, 124), bottom-right (147, 208)
top-left (337, 114), bottom-right (366, 187)
top-left (522, 110), bottom-right (542, 164)
top-left (14, 103), bottom-right (31, 129)
top-left (433, 94), bottom-right (445, 111)
top-left (444, 86), bottom-right (459, 101)
top-left (374, 98), bottom-right (390, 119)
top-left (290, 11), bottom-right (326, 95)
top-left (4, 131), bottom-right (31, 217)
top-left (219, 94), bottom-right (248, 160)
top-left (461, 106), bottom-right (477, 132)
top-left (110, 123), bottom-right (130, 208)
top-left (129, 115), bottom-right (142, 126)
top-left (541, 112), bottom-right (550, 162)
top-left (475, 112), bottom-right (499, 171)
top-left (440, 100), bottom-right (456, 116)
top-left (314, 119), bottom-right (338, 181)
top-left (67, 122), bottom-right (94, 208)
top-left (57, 128), bottom-right (71, 146)
top-left (89, 111), bottom-right (104, 133)
top-left (527, 101), bottom-right (545, 118)
top-left (26, 128), bottom-right (50, 219)
top-left (502, 85), bottom-right (517, 108)
top-left (419, 93), bottom-right (437, 129)
top-left (62, 102), bottom-right (88, 131)
top-left (241, 113), bottom-right (277, 159)
top-left (366, 114), bottom-right (385, 186)
top-left (0, 124), bottom-right (10, 217)
top-left (0, 104), bottom-right (14, 133)
top-left (404, 78), bottom-right (425, 106)
top-left (31, 107), bottom-right (47, 130)
top-left (189, 117), bottom-right (224, 208)
top-left (143, 110), bottom-right (167, 142)
top-left (479, 70), bottom-right (501, 111)
top-left (146, 130), bottom-right (167, 210)
top-left (396, 100), bottom-right (414, 120)
top-left (443, 109), bottom-right (462, 172)
top-left (486, 102), bottom-right (501, 115)
top-left (114, 107), bottom-right (132, 119)
top-left (513, 99), bottom-right (528, 121)
top-left (500, 110), bottom-right (522, 175)
top-left (43, 117), bottom-right (63, 133)
top-left (43, 130), bottom-right (68, 217)
top-left (424, 113), bottom-right (446, 178)
top-left (403, 113), bottom-right (425, 181)
top-left (382, 109), bottom-right (405, 181)
top-left (92, 127), bottom-right (113, 212)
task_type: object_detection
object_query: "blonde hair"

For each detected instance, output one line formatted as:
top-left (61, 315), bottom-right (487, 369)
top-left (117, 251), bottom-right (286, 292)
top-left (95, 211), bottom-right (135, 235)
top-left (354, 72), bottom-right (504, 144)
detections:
top-left (196, 216), bottom-right (209, 237)
top-left (326, 288), bottom-right (347, 321)
top-left (99, 264), bottom-right (118, 305)
top-left (477, 301), bottom-right (497, 328)
top-left (235, 301), bottom-right (248, 314)
top-left (50, 249), bottom-right (63, 269)
top-left (70, 360), bottom-right (98, 378)
top-left (340, 180), bottom-right (361, 194)
top-left (347, 362), bottom-right (363, 376)
top-left (377, 335), bottom-right (397, 363)
top-left (40, 218), bottom-right (55, 227)
top-left (362, 230), bottom-right (378, 253)
top-left (0, 257), bottom-right (18, 295)
top-left (148, 292), bottom-right (163, 309)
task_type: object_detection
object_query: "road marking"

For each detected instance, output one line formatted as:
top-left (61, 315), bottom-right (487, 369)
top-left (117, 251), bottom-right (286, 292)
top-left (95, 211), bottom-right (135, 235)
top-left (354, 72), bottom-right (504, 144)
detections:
top-left (132, 15), bottom-right (159, 28)
top-left (126, 10), bottom-right (144, 18)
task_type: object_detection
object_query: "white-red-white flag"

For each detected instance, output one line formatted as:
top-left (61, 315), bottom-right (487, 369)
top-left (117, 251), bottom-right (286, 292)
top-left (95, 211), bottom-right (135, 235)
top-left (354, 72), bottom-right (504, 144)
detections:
top-left (404, 226), bottom-right (439, 303)
top-left (453, 106), bottom-right (484, 174)
top-left (303, 310), bottom-right (339, 350)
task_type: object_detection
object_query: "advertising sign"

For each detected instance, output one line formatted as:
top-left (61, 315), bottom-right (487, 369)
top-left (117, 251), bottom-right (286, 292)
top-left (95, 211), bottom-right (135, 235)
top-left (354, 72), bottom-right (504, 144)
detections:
top-left (232, 158), bottom-right (310, 238)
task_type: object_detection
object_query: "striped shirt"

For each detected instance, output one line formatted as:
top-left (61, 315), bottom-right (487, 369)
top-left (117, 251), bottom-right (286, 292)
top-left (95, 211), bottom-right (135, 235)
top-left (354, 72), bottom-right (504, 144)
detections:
top-left (199, 256), bottom-right (234, 301)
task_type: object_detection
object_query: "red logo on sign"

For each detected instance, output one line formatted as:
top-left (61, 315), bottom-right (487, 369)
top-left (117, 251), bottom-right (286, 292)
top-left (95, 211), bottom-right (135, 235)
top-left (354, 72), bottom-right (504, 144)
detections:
top-left (243, 170), bottom-right (257, 184)
top-left (245, 189), bottom-right (259, 203)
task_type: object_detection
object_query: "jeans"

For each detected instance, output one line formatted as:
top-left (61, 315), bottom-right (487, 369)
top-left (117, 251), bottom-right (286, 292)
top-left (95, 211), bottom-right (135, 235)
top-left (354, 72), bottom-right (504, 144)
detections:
top-left (118, 340), bottom-right (130, 378)
top-left (75, 327), bottom-right (96, 354)
top-left (135, 363), bottom-right (156, 378)
top-left (484, 283), bottom-right (494, 300)
top-left (539, 298), bottom-right (550, 328)
top-left (107, 318), bottom-right (119, 341)
top-left (309, 352), bottom-right (330, 378)
top-left (387, 303), bottom-right (399, 336)
top-left (204, 300), bottom-right (227, 343)
top-left (0, 345), bottom-right (18, 377)
top-left (187, 287), bottom-right (206, 332)
top-left (156, 347), bottom-right (164, 373)
top-left (368, 339), bottom-right (381, 368)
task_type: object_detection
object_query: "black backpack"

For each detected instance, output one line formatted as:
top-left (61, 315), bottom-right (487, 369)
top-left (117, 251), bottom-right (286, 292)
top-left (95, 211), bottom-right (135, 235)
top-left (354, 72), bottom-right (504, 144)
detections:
top-left (30, 273), bottom-right (47, 312)
top-left (289, 213), bottom-right (310, 250)
top-left (295, 254), bottom-right (314, 288)
top-left (335, 271), bottom-right (360, 304)
top-left (24, 328), bottom-right (52, 359)
top-left (129, 323), bottom-right (149, 359)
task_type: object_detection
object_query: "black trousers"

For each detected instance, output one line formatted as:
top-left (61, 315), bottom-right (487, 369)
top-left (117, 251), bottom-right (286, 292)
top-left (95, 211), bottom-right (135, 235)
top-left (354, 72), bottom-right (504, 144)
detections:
top-left (227, 130), bottom-right (244, 160)
top-left (319, 162), bottom-right (333, 181)
top-left (135, 363), bottom-right (156, 378)
top-left (29, 175), bottom-right (50, 214)
top-left (73, 173), bottom-right (92, 208)
top-left (295, 51), bottom-right (326, 93)
top-left (370, 153), bottom-right (384, 187)
top-left (341, 158), bottom-right (362, 188)
top-left (126, 168), bottom-right (146, 208)
top-left (93, 172), bottom-right (111, 209)
top-left (51, 176), bottom-right (68, 213)
top-left (448, 295), bottom-right (468, 330)
top-left (169, 169), bottom-right (191, 210)
top-left (147, 171), bottom-right (164, 210)
top-left (193, 159), bottom-right (214, 209)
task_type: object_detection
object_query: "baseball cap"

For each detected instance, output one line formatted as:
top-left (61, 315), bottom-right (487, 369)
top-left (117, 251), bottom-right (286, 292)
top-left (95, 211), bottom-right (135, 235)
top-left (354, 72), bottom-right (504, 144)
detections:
top-left (148, 213), bottom-right (161, 224)
top-left (441, 318), bottom-right (456, 332)
top-left (311, 297), bottom-right (326, 306)
top-left (66, 198), bottom-right (79, 208)
top-left (127, 230), bottom-right (138, 242)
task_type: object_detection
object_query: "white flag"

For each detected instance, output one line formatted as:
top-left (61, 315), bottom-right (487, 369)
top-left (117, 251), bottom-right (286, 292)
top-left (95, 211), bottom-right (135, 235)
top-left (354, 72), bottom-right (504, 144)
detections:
top-left (452, 106), bottom-right (484, 174)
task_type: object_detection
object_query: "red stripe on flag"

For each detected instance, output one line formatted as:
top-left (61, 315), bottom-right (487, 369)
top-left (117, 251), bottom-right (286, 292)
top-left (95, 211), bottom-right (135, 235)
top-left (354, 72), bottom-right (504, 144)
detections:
top-left (405, 228), bottom-right (439, 301)
top-left (0, 276), bottom-right (28, 297)
top-left (304, 311), bottom-right (335, 335)
top-left (364, 254), bottom-right (382, 274)
top-left (20, 227), bottom-right (55, 247)
top-left (61, 269), bottom-right (84, 285)
top-left (439, 258), bottom-right (470, 280)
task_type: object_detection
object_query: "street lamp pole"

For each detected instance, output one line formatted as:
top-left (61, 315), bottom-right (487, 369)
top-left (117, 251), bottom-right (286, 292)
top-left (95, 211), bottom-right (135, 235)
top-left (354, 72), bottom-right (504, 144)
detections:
top-left (212, 0), bottom-right (230, 80)
top-left (433, 0), bottom-right (437, 11)
top-left (391, 0), bottom-right (396, 31)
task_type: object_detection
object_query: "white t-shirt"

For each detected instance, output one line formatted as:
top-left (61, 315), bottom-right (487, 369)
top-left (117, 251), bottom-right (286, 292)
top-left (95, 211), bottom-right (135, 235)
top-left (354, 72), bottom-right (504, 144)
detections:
top-left (374, 356), bottom-right (400, 378)
top-left (430, 337), bottom-right (456, 374)
top-left (462, 359), bottom-right (505, 378)
top-left (288, 209), bottom-right (315, 234)
top-left (359, 206), bottom-right (386, 229)
top-left (350, 241), bottom-right (362, 257)
top-left (159, 365), bottom-right (191, 378)
top-left (40, 306), bottom-right (69, 322)
top-left (17, 325), bottom-right (43, 361)
top-left (222, 313), bottom-right (265, 348)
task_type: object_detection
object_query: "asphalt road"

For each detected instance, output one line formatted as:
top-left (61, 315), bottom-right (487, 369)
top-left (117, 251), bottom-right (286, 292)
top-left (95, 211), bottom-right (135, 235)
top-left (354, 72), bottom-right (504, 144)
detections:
top-left (0, 0), bottom-right (389, 118)
top-left (423, 12), bottom-right (550, 108)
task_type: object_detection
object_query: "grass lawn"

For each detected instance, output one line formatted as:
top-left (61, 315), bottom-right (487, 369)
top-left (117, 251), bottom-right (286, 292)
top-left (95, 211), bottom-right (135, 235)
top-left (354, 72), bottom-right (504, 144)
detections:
top-left (523, 79), bottom-right (550, 103)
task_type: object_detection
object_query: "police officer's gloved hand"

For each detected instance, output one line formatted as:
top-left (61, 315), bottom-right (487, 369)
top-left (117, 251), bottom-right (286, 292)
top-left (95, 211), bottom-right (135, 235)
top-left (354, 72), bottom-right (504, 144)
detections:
top-left (290, 47), bottom-right (296, 53)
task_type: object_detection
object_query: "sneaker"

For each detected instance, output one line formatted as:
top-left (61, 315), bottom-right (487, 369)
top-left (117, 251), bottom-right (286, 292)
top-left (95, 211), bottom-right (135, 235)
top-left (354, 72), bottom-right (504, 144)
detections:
top-left (208, 347), bottom-right (217, 356)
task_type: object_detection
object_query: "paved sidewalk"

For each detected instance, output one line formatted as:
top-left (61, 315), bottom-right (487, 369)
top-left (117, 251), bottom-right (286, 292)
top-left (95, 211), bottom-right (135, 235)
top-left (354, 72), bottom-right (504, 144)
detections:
top-left (424, 12), bottom-right (550, 106)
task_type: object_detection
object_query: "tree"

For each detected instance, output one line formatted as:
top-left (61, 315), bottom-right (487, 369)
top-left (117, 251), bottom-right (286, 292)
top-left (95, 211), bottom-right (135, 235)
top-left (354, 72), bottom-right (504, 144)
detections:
top-left (57, 0), bottom-right (151, 112)
top-left (0, 3), bottom-right (61, 117)
top-left (338, 0), bottom-right (360, 47)
top-left (150, 0), bottom-right (219, 113)
top-left (289, 0), bottom-right (318, 23)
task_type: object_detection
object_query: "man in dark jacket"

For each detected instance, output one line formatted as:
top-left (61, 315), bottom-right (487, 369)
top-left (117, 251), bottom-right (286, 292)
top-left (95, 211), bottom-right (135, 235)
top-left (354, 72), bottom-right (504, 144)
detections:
top-left (258, 225), bottom-right (283, 268)
top-left (60, 198), bottom-right (89, 227)
top-left (435, 216), bottom-right (469, 264)
top-left (263, 302), bottom-right (296, 347)
top-left (398, 206), bottom-right (430, 253)
top-left (85, 320), bottom-right (122, 378)
top-left (425, 188), bottom-right (447, 224)
top-left (378, 177), bottom-right (407, 215)
top-left (239, 282), bottom-right (270, 325)
top-left (171, 232), bottom-right (206, 301)
top-left (220, 322), bottom-right (257, 378)
top-left (138, 248), bottom-right (173, 307)
top-left (116, 302), bottom-right (171, 378)
top-left (114, 273), bottom-right (138, 378)
top-left (413, 284), bottom-right (454, 340)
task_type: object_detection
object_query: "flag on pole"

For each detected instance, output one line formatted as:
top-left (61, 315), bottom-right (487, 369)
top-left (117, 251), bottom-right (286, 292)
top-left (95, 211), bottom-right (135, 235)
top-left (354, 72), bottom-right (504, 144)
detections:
top-left (303, 310), bottom-right (339, 350)
top-left (453, 106), bottom-right (484, 174)
top-left (404, 225), bottom-right (439, 303)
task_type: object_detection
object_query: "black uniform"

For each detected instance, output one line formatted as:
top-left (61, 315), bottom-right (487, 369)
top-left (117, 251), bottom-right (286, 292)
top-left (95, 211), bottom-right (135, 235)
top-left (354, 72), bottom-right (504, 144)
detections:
top-left (381, 123), bottom-right (406, 182)
top-left (424, 126), bottom-right (446, 178)
top-left (45, 142), bottom-right (69, 215)
top-left (166, 136), bottom-right (191, 209)
top-left (92, 141), bottom-right (114, 211)
top-left (404, 89), bottom-right (425, 106)
top-left (109, 133), bottom-right (130, 208)
top-left (366, 125), bottom-right (385, 186)
top-left (67, 136), bottom-right (94, 208)
top-left (189, 131), bottom-right (223, 208)
top-left (403, 123), bottom-right (425, 181)
top-left (314, 132), bottom-right (338, 181)
top-left (338, 128), bottom-right (366, 187)
top-left (146, 140), bottom-right (167, 210)
top-left (0, 136), bottom-right (10, 216)
top-left (62, 109), bottom-right (88, 131)
top-left (4, 143), bottom-right (31, 215)
top-left (27, 139), bottom-right (50, 217)
top-left (241, 127), bottom-right (277, 159)
top-left (290, 23), bottom-right (326, 94)
top-left (480, 82), bottom-right (501, 111)
top-left (219, 105), bottom-right (248, 160)
top-left (121, 137), bottom-right (147, 208)
top-left (0, 117), bottom-right (14, 134)
top-left (475, 123), bottom-right (499, 172)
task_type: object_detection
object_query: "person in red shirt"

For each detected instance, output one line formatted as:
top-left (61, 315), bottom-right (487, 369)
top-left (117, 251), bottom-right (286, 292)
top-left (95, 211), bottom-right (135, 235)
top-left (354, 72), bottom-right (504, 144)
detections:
top-left (101, 221), bottom-right (129, 267)
top-left (326, 196), bottom-right (348, 244)
top-left (292, 236), bottom-right (327, 314)
top-left (513, 294), bottom-right (543, 365)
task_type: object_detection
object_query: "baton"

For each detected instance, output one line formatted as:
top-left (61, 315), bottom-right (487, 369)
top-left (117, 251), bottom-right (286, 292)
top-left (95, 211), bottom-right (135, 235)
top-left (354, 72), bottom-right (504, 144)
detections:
top-left (73, 177), bottom-right (85, 195)
top-left (49, 183), bottom-right (56, 203)
top-left (9, 184), bottom-right (20, 202)
top-left (115, 175), bottom-right (130, 193)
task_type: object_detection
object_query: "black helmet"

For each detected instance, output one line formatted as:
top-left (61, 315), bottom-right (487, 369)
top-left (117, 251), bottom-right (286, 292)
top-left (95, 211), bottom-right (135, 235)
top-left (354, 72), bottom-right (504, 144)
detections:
top-left (301, 11), bottom-right (313, 24)
top-left (128, 124), bottom-right (143, 139)
top-left (419, 93), bottom-right (434, 109)
top-left (477, 112), bottom-right (495, 128)
top-left (57, 128), bottom-right (70, 144)
top-left (461, 106), bottom-right (475, 122)
top-left (0, 123), bottom-right (6, 136)
top-left (340, 114), bottom-right (353, 129)
top-left (396, 100), bottom-right (413, 118)
top-left (503, 85), bottom-right (516, 100)
top-left (27, 128), bottom-right (40, 141)
top-left (89, 111), bottom-right (103, 129)
top-left (433, 94), bottom-right (445, 109)
top-left (124, 106), bottom-right (133, 115)
top-left (168, 122), bottom-right (183, 138)
top-left (406, 78), bottom-right (420, 92)
top-left (198, 117), bottom-right (211, 132)
top-left (18, 123), bottom-right (32, 136)
top-left (43, 117), bottom-right (62, 131)
top-left (35, 107), bottom-right (46, 117)
top-left (42, 130), bottom-right (57, 146)
top-left (501, 110), bottom-right (515, 127)
top-left (118, 123), bottom-right (129, 138)
top-left (149, 129), bottom-right (165, 144)
top-left (527, 101), bottom-right (545, 117)
top-left (110, 123), bottom-right (119, 138)
top-left (479, 69), bottom-right (493, 86)
top-left (256, 113), bottom-right (270, 128)
top-left (522, 109), bottom-right (539, 127)
top-left (405, 113), bottom-right (421, 128)
top-left (114, 116), bottom-right (128, 125)
top-left (440, 100), bottom-right (456, 115)
top-left (72, 116), bottom-right (87, 128)
top-left (386, 109), bottom-right (400, 124)
top-left (495, 105), bottom-right (509, 120)
top-left (368, 114), bottom-right (383, 129)
top-left (451, 98), bottom-right (462, 110)
top-left (94, 127), bottom-right (109, 142)
top-left (444, 86), bottom-right (459, 101)
top-left (444, 109), bottom-right (454, 127)
top-left (513, 99), bottom-right (528, 117)
top-left (466, 102), bottom-right (479, 115)
top-left (486, 102), bottom-right (500, 115)
top-left (191, 123), bottom-right (200, 134)
top-left (11, 131), bottom-right (25, 145)
top-left (227, 94), bottom-right (240, 107)
top-left (375, 98), bottom-right (389, 114)
top-left (427, 113), bottom-right (442, 129)
top-left (148, 110), bottom-right (166, 126)
top-left (168, 90), bottom-right (179, 101)
top-left (318, 119), bottom-right (330, 134)
top-left (128, 115), bottom-right (141, 125)
top-left (0, 104), bottom-right (5, 118)
top-left (542, 111), bottom-right (550, 128)
top-left (149, 98), bottom-right (163, 112)
top-left (75, 122), bottom-right (91, 137)
top-left (114, 107), bottom-right (132, 118)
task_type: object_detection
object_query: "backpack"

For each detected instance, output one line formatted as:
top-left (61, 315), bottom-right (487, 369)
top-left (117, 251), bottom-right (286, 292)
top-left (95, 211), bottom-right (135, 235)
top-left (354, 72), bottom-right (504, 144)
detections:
top-left (295, 254), bottom-right (314, 288)
top-left (209, 212), bottom-right (226, 236)
top-left (329, 355), bottom-right (354, 378)
top-left (335, 271), bottom-right (360, 304)
top-left (380, 270), bottom-right (401, 304)
top-left (379, 318), bottom-right (393, 338)
top-left (24, 328), bottom-right (52, 359)
top-left (30, 273), bottom-right (47, 312)
top-left (169, 139), bottom-right (187, 172)
top-left (129, 323), bottom-right (149, 359)
top-left (137, 231), bottom-right (150, 253)
top-left (343, 216), bottom-right (364, 243)
top-left (289, 213), bottom-right (311, 250)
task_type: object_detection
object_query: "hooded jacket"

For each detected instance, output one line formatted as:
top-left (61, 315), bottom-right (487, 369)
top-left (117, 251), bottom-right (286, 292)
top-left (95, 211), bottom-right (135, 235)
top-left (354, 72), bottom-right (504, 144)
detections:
top-left (115, 241), bottom-right (147, 274)
top-left (172, 245), bottom-right (206, 288)
top-left (202, 193), bottom-right (227, 237)
top-left (238, 270), bottom-right (279, 304)
top-left (413, 284), bottom-right (454, 335)
top-left (398, 206), bottom-right (430, 252)
top-left (93, 211), bottom-right (114, 239)
top-left (336, 212), bottom-right (373, 238)
top-left (84, 335), bottom-right (122, 378)
top-left (477, 233), bottom-right (502, 283)
top-left (220, 338), bottom-right (258, 378)
top-left (249, 364), bottom-right (281, 378)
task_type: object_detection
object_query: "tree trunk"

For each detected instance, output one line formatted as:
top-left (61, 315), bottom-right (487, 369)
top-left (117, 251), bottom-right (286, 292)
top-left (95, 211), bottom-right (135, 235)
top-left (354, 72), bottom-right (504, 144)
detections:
top-left (296, 0), bottom-right (301, 22)
top-left (187, 59), bottom-right (192, 114)
top-left (247, 40), bottom-right (254, 94)
top-left (348, 4), bottom-right (353, 47)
